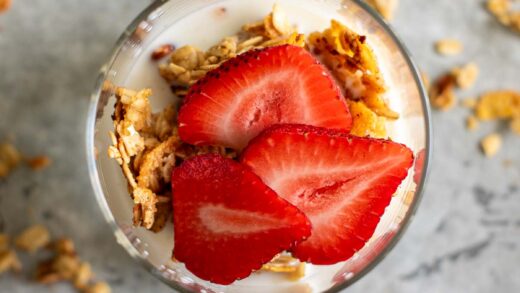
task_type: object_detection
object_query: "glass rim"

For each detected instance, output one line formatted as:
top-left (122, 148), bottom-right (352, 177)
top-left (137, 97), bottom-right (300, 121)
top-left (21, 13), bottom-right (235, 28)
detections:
top-left (85, 0), bottom-right (432, 292)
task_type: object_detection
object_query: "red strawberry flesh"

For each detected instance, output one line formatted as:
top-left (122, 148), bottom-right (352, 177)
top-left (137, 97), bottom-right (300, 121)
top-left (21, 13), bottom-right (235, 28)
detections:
top-left (178, 45), bottom-right (352, 150)
top-left (171, 154), bottom-right (311, 284)
top-left (241, 124), bottom-right (414, 264)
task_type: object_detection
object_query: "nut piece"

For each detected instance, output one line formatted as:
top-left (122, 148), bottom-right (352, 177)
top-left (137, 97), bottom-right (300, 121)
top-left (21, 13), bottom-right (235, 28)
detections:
top-left (84, 282), bottom-right (112, 293)
top-left (487, 0), bottom-right (520, 33)
top-left (452, 63), bottom-right (479, 89)
top-left (52, 238), bottom-right (76, 255)
top-left (466, 115), bottom-right (479, 131)
top-left (15, 224), bottom-right (51, 253)
top-left (481, 133), bottom-right (502, 157)
top-left (27, 155), bottom-right (52, 171)
top-left (365, 0), bottom-right (399, 20)
top-left (435, 39), bottom-right (463, 56)
top-left (151, 44), bottom-right (175, 61)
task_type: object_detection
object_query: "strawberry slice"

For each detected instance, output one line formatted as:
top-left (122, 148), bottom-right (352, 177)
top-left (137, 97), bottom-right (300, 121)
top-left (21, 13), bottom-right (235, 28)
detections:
top-left (171, 154), bottom-right (311, 284)
top-left (241, 124), bottom-right (414, 264)
top-left (178, 45), bottom-right (352, 150)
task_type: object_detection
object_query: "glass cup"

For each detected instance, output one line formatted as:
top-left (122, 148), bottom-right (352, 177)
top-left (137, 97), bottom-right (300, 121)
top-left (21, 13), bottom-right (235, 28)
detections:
top-left (86, 0), bottom-right (431, 292)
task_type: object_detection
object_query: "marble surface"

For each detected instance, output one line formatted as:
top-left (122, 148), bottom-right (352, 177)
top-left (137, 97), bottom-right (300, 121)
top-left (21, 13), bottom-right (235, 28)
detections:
top-left (0, 0), bottom-right (519, 292)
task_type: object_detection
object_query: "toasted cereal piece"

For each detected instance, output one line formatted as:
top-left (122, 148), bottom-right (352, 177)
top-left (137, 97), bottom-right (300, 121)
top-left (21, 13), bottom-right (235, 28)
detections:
top-left (27, 155), bottom-right (52, 171)
top-left (132, 187), bottom-right (159, 229)
top-left (84, 282), bottom-right (112, 293)
top-left (481, 133), bottom-right (502, 157)
top-left (475, 90), bottom-right (520, 120)
top-left (429, 73), bottom-right (457, 110)
top-left (435, 39), bottom-right (463, 56)
top-left (73, 262), bottom-right (92, 289)
top-left (0, 250), bottom-right (21, 274)
top-left (136, 136), bottom-right (180, 193)
top-left (51, 238), bottom-right (76, 256)
top-left (262, 254), bottom-right (301, 273)
top-left (348, 100), bottom-right (387, 138)
top-left (452, 63), bottom-right (479, 89)
top-left (466, 115), bottom-right (479, 131)
top-left (150, 197), bottom-right (172, 233)
top-left (308, 20), bottom-right (398, 119)
top-left (365, 0), bottom-right (399, 21)
top-left (53, 254), bottom-right (80, 279)
top-left (15, 225), bottom-right (51, 253)
top-left (271, 3), bottom-right (294, 35)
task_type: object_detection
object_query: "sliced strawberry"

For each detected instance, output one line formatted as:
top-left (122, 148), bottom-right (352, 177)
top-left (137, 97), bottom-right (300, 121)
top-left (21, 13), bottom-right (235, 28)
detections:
top-left (178, 45), bottom-right (352, 150)
top-left (241, 124), bottom-right (413, 264)
top-left (171, 154), bottom-right (311, 284)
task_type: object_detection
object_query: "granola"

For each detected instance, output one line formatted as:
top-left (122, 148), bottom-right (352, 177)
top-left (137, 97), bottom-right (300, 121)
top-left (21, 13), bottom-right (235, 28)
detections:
top-left (452, 63), bottom-right (479, 89)
top-left (27, 155), bottom-right (52, 171)
top-left (487, 0), bottom-right (520, 33)
top-left (111, 5), bottom-right (399, 233)
top-left (435, 39), bottom-right (463, 56)
top-left (429, 73), bottom-right (457, 110)
top-left (365, 0), bottom-right (399, 21)
top-left (481, 133), bottom-right (502, 157)
top-left (15, 224), bottom-right (51, 253)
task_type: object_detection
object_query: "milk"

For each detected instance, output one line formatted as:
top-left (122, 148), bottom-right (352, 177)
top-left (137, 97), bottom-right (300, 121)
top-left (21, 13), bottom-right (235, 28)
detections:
top-left (111, 0), bottom-right (424, 291)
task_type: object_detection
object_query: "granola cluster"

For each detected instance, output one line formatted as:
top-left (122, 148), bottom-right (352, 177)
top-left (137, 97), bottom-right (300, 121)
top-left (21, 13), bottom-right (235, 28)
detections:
top-left (308, 20), bottom-right (397, 138)
top-left (108, 88), bottom-right (235, 231)
top-left (109, 5), bottom-right (395, 233)
top-left (0, 142), bottom-right (51, 178)
top-left (159, 4), bottom-right (304, 97)
top-left (0, 225), bottom-right (110, 293)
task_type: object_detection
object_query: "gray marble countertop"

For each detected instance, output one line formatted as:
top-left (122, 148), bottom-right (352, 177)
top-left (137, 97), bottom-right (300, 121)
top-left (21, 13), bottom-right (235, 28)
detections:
top-left (1, 0), bottom-right (519, 292)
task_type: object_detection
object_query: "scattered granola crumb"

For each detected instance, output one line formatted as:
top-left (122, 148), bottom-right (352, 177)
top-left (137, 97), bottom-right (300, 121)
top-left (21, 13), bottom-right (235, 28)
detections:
top-left (51, 238), bottom-right (76, 256)
top-left (466, 115), bottom-right (479, 131)
top-left (481, 133), bottom-right (502, 157)
top-left (0, 234), bottom-right (9, 252)
top-left (84, 282), bottom-right (111, 293)
top-left (151, 44), bottom-right (176, 61)
top-left (487, 0), bottom-right (520, 33)
top-left (452, 63), bottom-right (479, 89)
top-left (73, 262), bottom-right (92, 289)
top-left (27, 155), bottom-right (52, 171)
top-left (365, 0), bottom-right (399, 20)
top-left (429, 73), bottom-right (457, 110)
top-left (435, 39), bottom-right (463, 56)
top-left (0, 250), bottom-right (21, 274)
top-left (15, 225), bottom-right (51, 253)
top-left (475, 90), bottom-right (520, 120)
top-left (0, 142), bottom-right (22, 178)
top-left (0, 0), bottom-right (11, 13)
top-left (461, 97), bottom-right (477, 109)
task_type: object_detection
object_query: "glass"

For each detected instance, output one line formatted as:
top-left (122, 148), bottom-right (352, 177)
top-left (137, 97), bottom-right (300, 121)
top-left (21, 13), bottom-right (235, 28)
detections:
top-left (86, 0), bottom-right (431, 292)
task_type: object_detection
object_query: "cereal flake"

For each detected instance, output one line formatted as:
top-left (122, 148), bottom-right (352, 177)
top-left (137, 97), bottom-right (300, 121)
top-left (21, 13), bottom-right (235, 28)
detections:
top-left (435, 39), bottom-right (463, 56)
